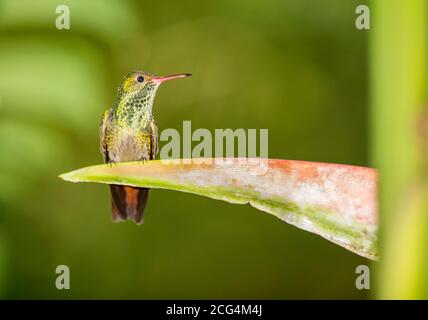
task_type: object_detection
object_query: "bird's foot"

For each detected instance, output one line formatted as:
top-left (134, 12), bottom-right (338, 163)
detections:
top-left (107, 161), bottom-right (117, 168)
top-left (139, 158), bottom-right (148, 165)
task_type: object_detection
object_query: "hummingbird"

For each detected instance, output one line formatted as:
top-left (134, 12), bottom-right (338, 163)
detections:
top-left (100, 71), bottom-right (191, 224)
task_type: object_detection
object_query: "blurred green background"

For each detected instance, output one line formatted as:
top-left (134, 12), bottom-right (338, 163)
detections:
top-left (0, 0), bottom-right (369, 298)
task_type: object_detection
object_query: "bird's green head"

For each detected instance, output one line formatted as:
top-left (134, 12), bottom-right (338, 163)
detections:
top-left (117, 71), bottom-right (191, 97)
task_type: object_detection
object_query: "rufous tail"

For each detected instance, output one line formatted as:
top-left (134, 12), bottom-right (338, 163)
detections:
top-left (109, 185), bottom-right (149, 224)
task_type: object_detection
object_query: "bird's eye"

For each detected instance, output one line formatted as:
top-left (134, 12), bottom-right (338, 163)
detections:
top-left (137, 76), bottom-right (144, 83)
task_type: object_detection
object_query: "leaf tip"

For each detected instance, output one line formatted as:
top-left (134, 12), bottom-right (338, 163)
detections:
top-left (58, 171), bottom-right (75, 182)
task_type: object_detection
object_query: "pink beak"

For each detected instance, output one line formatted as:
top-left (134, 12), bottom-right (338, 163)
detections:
top-left (151, 73), bottom-right (192, 84)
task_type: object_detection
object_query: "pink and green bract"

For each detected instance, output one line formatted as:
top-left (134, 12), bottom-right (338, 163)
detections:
top-left (60, 158), bottom-right (378, 260)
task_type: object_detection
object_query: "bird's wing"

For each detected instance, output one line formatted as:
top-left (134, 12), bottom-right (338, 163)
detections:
top-left (99, 109), bottom-right (112, 162)
top-left (149, 117), bottom-right (158, 160)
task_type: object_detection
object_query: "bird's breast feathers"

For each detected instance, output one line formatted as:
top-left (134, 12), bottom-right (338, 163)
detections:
top-left (106, 127), bottom-right (153, 162)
